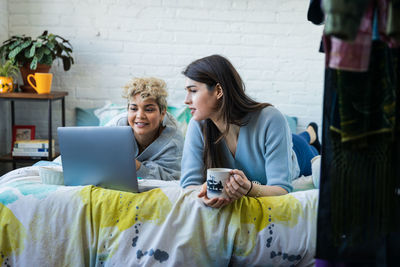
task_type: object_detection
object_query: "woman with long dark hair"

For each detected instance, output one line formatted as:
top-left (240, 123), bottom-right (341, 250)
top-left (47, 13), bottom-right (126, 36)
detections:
top-left (180, 55), bottom-right (320, 208)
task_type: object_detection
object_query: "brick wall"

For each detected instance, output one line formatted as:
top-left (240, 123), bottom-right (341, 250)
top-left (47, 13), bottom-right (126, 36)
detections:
top-left (5, 0), bottom-right (324, 149)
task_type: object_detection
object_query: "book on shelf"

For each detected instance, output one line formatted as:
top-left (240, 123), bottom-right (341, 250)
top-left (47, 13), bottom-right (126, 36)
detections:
top-left (13, 147), bottom-right (50, 153)
top-left (12, 139), bottom-right (55, 157)
top-left (13, 139), bottom-right (55, 149)
top-left (12, 151), bottom-right (51, 157)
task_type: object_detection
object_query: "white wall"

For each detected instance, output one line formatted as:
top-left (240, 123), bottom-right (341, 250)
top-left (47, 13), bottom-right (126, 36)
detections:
top-left (0, 0), bottom-right (10, 174)
top-left (7, 0), bottom-right (324, 141)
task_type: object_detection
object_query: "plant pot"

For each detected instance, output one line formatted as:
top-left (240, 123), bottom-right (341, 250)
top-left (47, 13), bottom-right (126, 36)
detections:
top-left (0, 76), bottom-right (13, 93)
top-left (19, 63), bottom-right (51, 93)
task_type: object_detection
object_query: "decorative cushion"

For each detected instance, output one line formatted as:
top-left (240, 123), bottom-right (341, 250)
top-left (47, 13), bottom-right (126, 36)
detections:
top-left (75, 107), bottom-right (100, 126)
top-left (78, 101), bottom-right (297, 135)
top-left (284, 115), bottom-right (298, 134)
top-left (166, 106), bottom-right (192, 136)
top-left (94, 101), bottom-right (127, 126)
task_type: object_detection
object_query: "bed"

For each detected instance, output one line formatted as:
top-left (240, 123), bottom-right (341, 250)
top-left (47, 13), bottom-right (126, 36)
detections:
top-left (0, 165), bottom-right (318, 266)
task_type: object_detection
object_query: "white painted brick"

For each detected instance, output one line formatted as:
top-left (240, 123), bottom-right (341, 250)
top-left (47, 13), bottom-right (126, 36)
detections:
top-left (276, 11), bottom-right (306, 24)
top-left (40, 3), bottom-right (75, 15)
top-left (162, 0), bottom-right (200, 8)
top-left (107, 5), bottom-right (144, 17)
top-left (9, 3), bottom-right (42, 14)
top-left (207, 10), bottom-right (246, 22)
top-left (248, 0), bottom-right (278, 11)
top-left (139, 7), bottom-right (176, 19)
top-left (9, 15), bottom-right (30, 27)
top-left (243, 11), bottom-right (277, 23)
top-left (198, 0), bottom-right (231, 9)
top-left (3, 0), bottom-right (325, 147)
top-left (277, 1), bottom-right (307, 12)
top-left (28, 15), bottom-right (60, 26)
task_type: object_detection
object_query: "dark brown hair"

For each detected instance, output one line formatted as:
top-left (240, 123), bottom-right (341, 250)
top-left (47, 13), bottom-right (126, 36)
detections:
top-left (182, 55), bottom-right (271, 171)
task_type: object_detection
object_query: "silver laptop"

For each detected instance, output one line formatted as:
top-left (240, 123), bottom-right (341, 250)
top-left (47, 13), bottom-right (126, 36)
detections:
top-left (58, 126), bottom-right (138, 193)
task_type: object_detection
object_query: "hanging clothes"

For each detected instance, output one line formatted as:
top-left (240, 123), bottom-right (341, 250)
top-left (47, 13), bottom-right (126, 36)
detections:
top-left (317, 0), bottom-right (400, 264)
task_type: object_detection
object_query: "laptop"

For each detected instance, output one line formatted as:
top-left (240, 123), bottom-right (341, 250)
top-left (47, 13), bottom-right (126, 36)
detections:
top-left (58, 126), bottom-right (139, 193)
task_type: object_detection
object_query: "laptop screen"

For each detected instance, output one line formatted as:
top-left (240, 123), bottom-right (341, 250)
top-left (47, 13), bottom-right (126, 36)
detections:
top-left (58, 126), bottom-right (138, 193)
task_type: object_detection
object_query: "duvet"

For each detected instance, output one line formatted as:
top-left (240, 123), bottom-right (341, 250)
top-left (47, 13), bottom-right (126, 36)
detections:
top-left (0, 166), bottom-right (318, 266)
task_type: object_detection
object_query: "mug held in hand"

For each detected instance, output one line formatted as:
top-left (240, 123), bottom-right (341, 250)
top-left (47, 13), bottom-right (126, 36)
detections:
top-left (206, 168), bottom-right (232, 199)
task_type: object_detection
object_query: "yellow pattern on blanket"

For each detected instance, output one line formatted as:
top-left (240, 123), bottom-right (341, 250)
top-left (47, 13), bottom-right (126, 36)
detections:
top-left (78, 186), bottom-right (173, 263)
top-left (0, 203), bottom-right (27, 265)
top-left (79, 186), bottom-right (172, 231)
top-left (229, 194), bottom-right (304, 257)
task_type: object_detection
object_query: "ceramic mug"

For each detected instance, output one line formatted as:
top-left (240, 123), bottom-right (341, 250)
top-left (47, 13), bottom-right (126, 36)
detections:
top-left (27, 73), bottom-right (53, 94)
top-left (206, 168), bottom-right (232, 199)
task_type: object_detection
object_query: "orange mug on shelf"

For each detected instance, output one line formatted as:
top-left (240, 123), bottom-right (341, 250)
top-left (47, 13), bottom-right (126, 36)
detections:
top-left (27, 73), bottom-right (53, 94)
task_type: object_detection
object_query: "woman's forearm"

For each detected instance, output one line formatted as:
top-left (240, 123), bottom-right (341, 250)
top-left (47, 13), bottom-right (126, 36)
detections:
top-left (248, 184), bottom-right (288, 197)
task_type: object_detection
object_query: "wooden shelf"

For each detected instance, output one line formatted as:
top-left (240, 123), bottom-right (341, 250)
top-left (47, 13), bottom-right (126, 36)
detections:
top-left (0, 153), bottom-right (60, 163)
top-left (0, 91), bottom-right (68, 100)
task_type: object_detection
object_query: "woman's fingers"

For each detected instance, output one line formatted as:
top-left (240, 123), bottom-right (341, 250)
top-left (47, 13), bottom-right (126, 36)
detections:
top-left (226, 175), bottom-right (249, 195)
top-left (231, 169), bottom-right (246, 178)
top-left (203, 197), bottom-right (227, 208)
top-left (226, 183), bottom-right (243, 199)
top-left (198, 183), bottom-right (207, 197)
top-left (203, 196), bottom-right (218, 206)
top-left (198, 181), bottom-right (234, 208)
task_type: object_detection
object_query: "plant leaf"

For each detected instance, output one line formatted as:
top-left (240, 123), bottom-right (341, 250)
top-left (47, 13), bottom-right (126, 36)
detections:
top-left (29, 43), bottom-right (37, 58)
top-left (61, 56), bottom-right (71, 71)
top-left (8, 46), bottom-right (23, 59)
top-left (42, 54), bottom-right (53, 66)
top-left (43, 47), bottom-right (51, 55)
top-left (36, 47), bottom-right (45, 62)
top-left (9, 40), bottom-right (23, 50)
top-left (46, 42), bottom-right (55, 50)
top-left (30, 57), bottom-right (38, 70)
top-left (9, 40), bottom-right (32, 59)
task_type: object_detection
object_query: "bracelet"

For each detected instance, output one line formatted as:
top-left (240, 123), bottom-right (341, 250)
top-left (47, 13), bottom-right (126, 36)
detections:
top-left (245, 181), bottom-right (253, 196)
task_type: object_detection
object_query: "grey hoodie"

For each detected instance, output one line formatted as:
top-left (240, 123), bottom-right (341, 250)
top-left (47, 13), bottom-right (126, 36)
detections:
top-left (106, 112), bottom-right (183, 180)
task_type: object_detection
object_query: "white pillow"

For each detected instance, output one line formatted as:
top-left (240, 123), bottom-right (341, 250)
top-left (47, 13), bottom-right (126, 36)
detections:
top-left (94, 101), bottom-right (126, 126)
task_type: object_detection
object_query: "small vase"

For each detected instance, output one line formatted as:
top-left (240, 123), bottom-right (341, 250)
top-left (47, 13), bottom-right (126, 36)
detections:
top-left (0, 76), bottom-right (13, 93)
top-left (19, 63), bottom-right (51, 93)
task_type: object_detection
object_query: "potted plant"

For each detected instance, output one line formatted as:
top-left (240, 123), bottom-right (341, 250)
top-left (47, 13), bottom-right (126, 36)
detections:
top-left (0, 60), bottom-right (19, 93)
top-left (0, 30), bottom-right (74, 92)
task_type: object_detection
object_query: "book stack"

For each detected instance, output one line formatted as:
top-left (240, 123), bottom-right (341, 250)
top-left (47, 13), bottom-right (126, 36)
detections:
top-left (12, 139), bottom-right (55, 158)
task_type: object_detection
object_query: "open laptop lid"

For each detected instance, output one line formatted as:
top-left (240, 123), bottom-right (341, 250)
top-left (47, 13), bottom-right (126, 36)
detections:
top-left (58, 126), bottom-right (138, 193)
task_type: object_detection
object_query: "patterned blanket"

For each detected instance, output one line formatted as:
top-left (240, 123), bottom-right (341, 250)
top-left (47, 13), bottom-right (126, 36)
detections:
top-left (0, 166), bottom-right (318, 266)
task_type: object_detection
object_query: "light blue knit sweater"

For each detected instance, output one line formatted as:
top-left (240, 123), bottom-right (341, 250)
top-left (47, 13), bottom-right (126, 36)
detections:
top-left (180, 106), bottom-right (299, 192)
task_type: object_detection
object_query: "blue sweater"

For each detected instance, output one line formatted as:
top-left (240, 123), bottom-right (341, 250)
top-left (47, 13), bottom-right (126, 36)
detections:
top-left (180, 106), bottom-right (299, 192)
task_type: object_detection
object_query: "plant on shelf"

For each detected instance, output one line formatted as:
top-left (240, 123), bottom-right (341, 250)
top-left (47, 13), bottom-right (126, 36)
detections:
top-left (0, 59), bottom-right (19, 93)
top-left (0, 30), bottom-right (74, 92)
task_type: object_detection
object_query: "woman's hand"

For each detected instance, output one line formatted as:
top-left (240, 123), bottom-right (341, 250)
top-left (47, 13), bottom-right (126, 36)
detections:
top-left (198, 182), bottom-right (231, 208)
top-left (135, 159), bottom-right (141, 171)
top-left (225, 169), bottom-right (252, 201)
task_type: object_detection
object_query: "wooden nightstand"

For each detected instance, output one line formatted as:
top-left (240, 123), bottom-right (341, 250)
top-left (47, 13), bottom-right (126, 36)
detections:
top-left (0, 91), bottom-right (68, 169)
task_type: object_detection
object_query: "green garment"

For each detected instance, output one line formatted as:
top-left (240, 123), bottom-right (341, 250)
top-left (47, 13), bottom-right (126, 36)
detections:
top-left (322, 0), bottom-right (370, 40)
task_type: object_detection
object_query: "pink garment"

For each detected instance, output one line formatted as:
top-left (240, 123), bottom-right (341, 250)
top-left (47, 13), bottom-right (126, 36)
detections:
top-left (324, 0), bottom-right (399, 72)
top-left (324, 2), bottom-right (374, 72)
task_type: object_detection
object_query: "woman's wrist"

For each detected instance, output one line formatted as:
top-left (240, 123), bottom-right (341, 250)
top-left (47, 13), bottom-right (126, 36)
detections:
top-left (245, 180), bottom-right (253, 196)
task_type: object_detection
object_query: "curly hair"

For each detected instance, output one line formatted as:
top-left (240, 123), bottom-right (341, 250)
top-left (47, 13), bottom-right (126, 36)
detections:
top-left (123, 77), bottom-right (168, 112)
